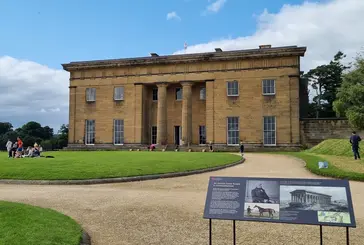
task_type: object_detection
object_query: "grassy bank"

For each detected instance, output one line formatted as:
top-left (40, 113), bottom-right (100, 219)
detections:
top-left (0, 151), bottom-right (241, 180)
top-left (280, 139), bottom-right (363, 181)
top-left (0, 201), bottom-right (82, 245)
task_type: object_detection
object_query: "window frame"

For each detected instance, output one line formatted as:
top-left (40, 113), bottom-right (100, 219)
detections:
top-left (113, 119), bottom-right (124, 145)
top-left (226, 80), bottom-right (239, 97)
top-left (226, 117), bottom-right (239, 146)
top-left (199, 125), bottom-right (206, 145)
top-left (175, 87), bottom-right (182, 101)
top-left (114, 87), bottom-right (124, 101)
top-left (262, 79), bottom-right (276, 95)
top-left (152, 87), bottom-right (158, 101)
top-left (263, 116), bottom-right (277, 146)
top-left (86, 88), bottom-right (96, 102)
top-left (84, 119), bottom-right (95, 145)
top-left (151, 126), bottom-right (157, 144)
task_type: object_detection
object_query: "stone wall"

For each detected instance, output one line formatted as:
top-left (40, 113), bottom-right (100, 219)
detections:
top-left (300, 118), bottom-right (363, 146)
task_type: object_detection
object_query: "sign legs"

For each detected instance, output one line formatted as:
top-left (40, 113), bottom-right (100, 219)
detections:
top-left (209, 219), bottom-right (212, 245)
top-left (320, 225), bottom-right (323, 245)
top-left (346, 227), bottom-right (349, 245)
top-left (233, 220), bottom-right (236, 245)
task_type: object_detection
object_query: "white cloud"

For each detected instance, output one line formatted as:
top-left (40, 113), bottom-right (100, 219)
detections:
top-left (167, 11), bottom-right (181, 21)
top-left (178, 0), bottom-right (364, 72)
top-left (204, 0), bottom-right (227, 14)
top-left (0, 56), bottom-right (69, 131)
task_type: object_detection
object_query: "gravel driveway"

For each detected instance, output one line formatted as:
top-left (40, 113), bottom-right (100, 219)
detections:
top-left (0, 153), bottom-right (363, 245)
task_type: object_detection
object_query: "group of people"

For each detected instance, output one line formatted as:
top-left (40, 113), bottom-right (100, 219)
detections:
top-left (5, 137), bottom-right (42, 158)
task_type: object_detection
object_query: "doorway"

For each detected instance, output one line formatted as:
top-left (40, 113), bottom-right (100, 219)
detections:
top-left (174, 126), bottom-right (181, 145)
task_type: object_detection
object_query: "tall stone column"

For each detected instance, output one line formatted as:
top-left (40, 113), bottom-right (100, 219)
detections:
top-left (156, 83), bottom-right (168, 145)
top-left (181, 81), bottom-right (193, 146)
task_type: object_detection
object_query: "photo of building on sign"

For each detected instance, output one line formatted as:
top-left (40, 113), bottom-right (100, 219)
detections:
top-left (244, 203), bottom-right (279, 220)
top-left (317, 211), bottom-right (351, 224)
top-left (280, 186), bottom-right (348, 212)
top-left (245, 180), bottom-right (280, 204)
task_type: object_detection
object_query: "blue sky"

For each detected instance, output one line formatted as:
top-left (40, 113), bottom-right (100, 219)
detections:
top-left (1, 0), bottom-right (305, 69)
top-left (0, 0), bottom-right (363, 131)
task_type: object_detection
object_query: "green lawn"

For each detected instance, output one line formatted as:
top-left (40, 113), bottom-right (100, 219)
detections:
top-left (278, 139), bottom-right (364, 181)
top-left (0, 151), bottom-right (241, 180)
top-left (0, 201), bottom-right (82, 245)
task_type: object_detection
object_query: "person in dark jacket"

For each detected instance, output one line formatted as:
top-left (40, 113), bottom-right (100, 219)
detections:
top-left (350, 131), bottom-right (361, 160)
top-left (240, 141), bottom-right (245, 156)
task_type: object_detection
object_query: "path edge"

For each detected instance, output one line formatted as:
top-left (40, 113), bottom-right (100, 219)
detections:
top-left (80, 230), bottom-right (91, 245)
top-left (0, 157), bottom-right (245, 185)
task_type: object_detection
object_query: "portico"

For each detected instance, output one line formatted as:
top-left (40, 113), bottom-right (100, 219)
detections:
top-left (148, 81), bottom-right (205, 146)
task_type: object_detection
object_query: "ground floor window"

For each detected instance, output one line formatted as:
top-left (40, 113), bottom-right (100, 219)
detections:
top-left (263, 116), bottom-right (276, 145)
top-left (151, 126), bottom-right (157, 144)
top-left (199, 125), bottom-right (206, 144)
top-left (227, 117), bottom-right (239, 145)
top-left (85, 120), bottom-right (95, 145)
top-left (113, 119), bottom-right (124, 144)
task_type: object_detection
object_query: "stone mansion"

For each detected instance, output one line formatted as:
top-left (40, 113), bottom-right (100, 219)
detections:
top-left (62, 45), bottom-right (307, 149)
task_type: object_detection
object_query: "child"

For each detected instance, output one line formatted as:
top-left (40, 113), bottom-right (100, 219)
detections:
top-left (6, 139), bottom-right (12, 158)
top-left (240, 141), bottom-right (244, 157)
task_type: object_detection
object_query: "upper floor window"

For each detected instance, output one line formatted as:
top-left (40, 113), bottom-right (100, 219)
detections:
top-left (176, 87), bottom-right (182, 100)
top-left (200, 87), bottom-right (206, 100)
top-left (227, 81), bottom-right (239, 96)
top-left (86, 88), bottom-right (96, 102)
top-left (262, 79), bottom-right (276, 95)
top-left (114, 87), bottom-right (124, 101)
top-left (152, 88), bottom-right (158, 101)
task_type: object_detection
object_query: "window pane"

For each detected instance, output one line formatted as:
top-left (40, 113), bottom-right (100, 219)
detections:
top-left (114, 119), bottom-right (124, 144)
top-left (200, 87), bottom-right (206, 100)
top-left (114, 87), bottom-right (124, 100)
top-left (85, 120), bottom-right (95, 144)
top-left (263, 116), bottom-right (276, 145)
top-left (152, 88), bottom-right (158, 101)
top-left (151, 126), bottom-right (157, 144)
top-left (227, 117), bottom-right (239, 145)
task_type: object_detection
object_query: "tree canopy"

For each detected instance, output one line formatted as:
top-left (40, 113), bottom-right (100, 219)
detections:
top-left (0, 122), bottom-right (68, 151)
top-left (302, 51), bottom-right (349, 118)
top-left (333, 53), bottom-right (364, 129)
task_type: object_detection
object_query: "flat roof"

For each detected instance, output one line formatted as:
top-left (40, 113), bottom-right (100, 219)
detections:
top-left (62, 45), bottom-right (306, 71)
top-left (290, 189), bottom-right (332, 198)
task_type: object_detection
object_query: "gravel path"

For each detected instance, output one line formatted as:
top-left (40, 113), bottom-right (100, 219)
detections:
top-left (0, 153), bottom-right (363, 245)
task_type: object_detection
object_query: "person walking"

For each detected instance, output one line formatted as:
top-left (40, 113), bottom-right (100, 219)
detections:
top-left (350, 131), bottom-right (361, 160)
top-left (6, 139), bottom-right (12, 158)
top-left (240, 141), bottom-right (245, 157)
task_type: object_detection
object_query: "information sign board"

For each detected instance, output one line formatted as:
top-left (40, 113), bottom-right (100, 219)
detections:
top-left (203, 177), bottom-right (356, 228)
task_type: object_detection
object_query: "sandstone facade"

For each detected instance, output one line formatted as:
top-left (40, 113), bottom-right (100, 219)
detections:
top-left (62, 45), bottom-right (307, 149)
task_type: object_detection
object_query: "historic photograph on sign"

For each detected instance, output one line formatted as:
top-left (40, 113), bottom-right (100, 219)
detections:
top-left (317, 211), bottom-right (351, 224)
top-left (280, 185), bottom-right (348, 212)
top-left (245, 180), bottom-right (280, 204)
top-left (244, 203), bottom-right (280, 219)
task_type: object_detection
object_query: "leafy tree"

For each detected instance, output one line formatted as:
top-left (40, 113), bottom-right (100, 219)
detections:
top-left (303, 51), bottom-right (350, 118)
top-left (0, 122), bottom-right (13, 135)
top-left (333, 53), bottom-right (364, 129)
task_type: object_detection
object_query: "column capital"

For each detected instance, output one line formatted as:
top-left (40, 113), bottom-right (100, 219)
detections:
top-left (180, 81), bottom-right (194, 87)
top-left (155, 82), bottom-right (169, 87)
